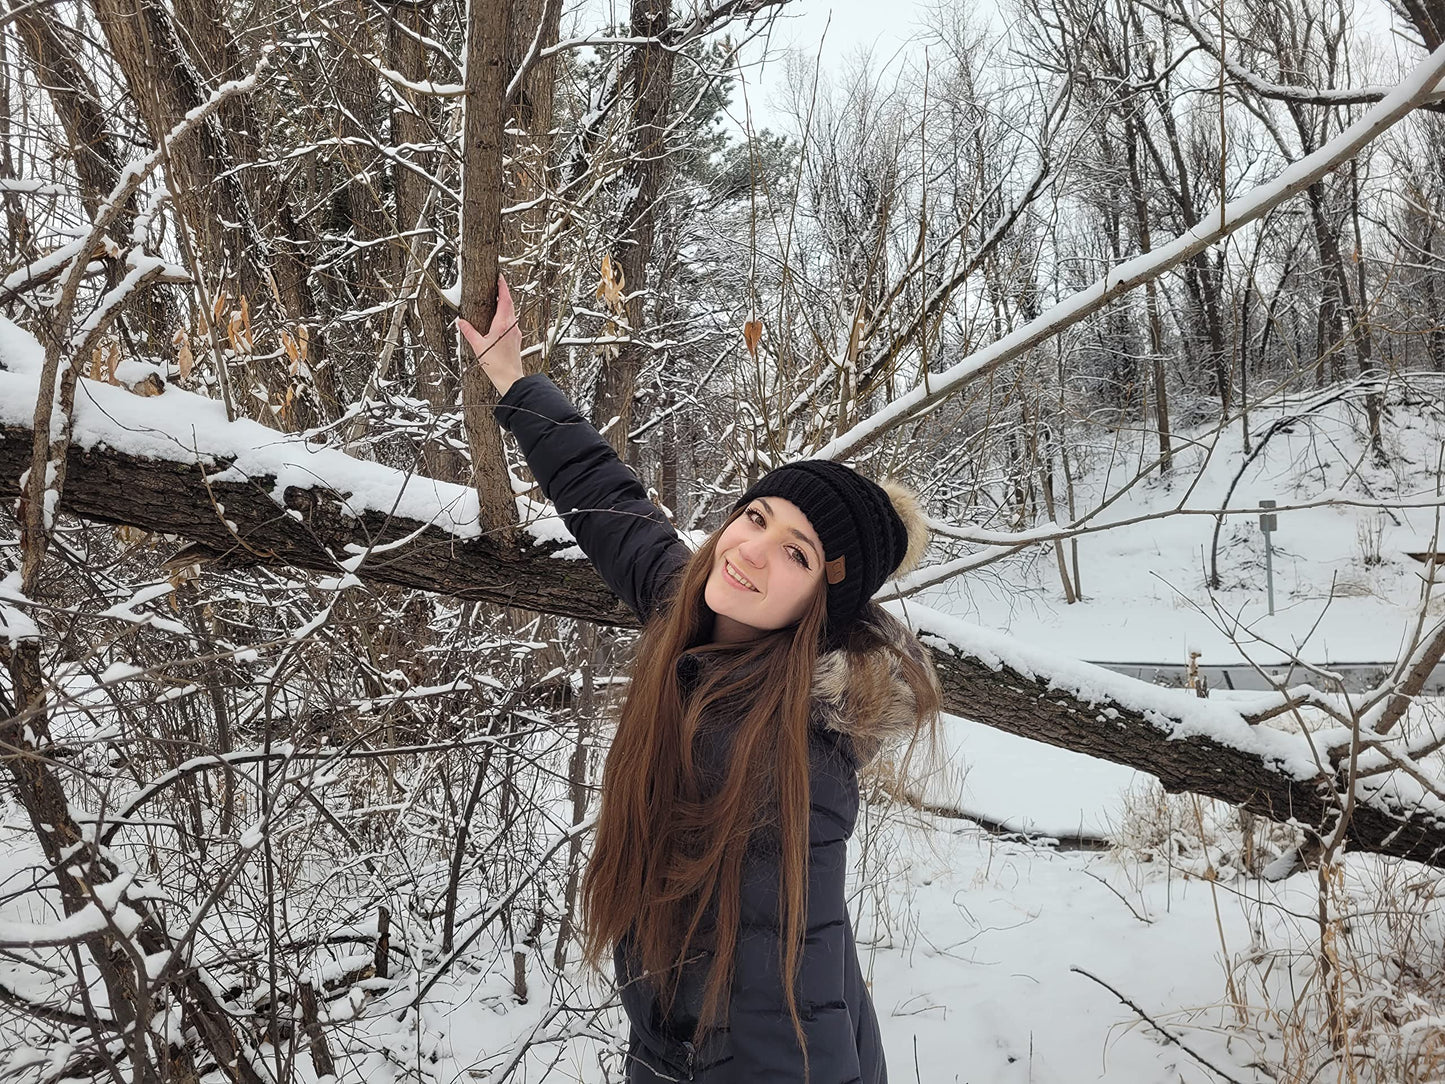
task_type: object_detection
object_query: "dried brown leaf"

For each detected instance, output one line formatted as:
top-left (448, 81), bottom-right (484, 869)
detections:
top-left (742, 319), bottom-right (763, 359)
top-left (597, 255), bottom-right (625, 311)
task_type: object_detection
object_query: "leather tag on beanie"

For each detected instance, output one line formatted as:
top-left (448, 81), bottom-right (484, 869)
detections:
top-left (825, 555), bottom-right (846, 584)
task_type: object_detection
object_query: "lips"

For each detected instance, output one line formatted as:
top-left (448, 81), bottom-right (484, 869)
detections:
top-left (723, 559), bottom-right (759, 592)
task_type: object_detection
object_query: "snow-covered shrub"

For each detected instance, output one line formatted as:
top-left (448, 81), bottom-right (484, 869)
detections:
top-left (1224, 856), bottom-right (1445, 1084)
top-left (1108, 780), bottom-right (1302, 882)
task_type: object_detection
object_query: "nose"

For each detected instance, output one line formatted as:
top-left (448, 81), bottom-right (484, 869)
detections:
top-left (736, 536), bottom-right (766, 567)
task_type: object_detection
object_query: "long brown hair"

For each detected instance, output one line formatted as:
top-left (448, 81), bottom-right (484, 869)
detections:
top-left (580, 505), bottom-right (941, 1072)
top-left (580, 506), bottom-right (825, 1057)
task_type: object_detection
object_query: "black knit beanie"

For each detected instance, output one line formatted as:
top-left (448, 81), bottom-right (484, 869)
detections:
top-left (732, 460), bottom-right (913, 649)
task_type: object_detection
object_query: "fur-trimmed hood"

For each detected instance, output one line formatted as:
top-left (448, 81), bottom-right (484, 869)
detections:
top-left (810, 601), bottom-right (941, 766)
top-left (673, 602), bottom-right (940, 767)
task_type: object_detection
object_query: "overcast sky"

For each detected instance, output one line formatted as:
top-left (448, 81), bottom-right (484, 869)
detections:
top-left (573, 0), bottom-right (1414, 139)
top-left (731, 0), bottom-right (939, 133)
top-left (571, 0), bottom-right (943, 134)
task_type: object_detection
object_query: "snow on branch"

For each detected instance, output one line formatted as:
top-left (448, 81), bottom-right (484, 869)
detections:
top-left (1160, 0), bottom-right (1445, 108)
top-left (814, 42), bottom-right (1445, 463)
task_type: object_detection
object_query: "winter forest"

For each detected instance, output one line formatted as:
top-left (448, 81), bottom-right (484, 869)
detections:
top-left (2, 0), bottom-right (1445, 1078)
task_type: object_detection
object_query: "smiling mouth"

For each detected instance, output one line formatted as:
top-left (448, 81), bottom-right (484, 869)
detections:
top-left (724, 559), bottom-right (759, 592)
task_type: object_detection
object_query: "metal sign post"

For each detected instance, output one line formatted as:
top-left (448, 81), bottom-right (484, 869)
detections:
top-left (1259, 499), bottom-right (1278, 616)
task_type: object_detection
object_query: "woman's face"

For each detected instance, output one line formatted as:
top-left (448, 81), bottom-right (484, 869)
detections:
top-left (703, 497), bottom-right (825, 643)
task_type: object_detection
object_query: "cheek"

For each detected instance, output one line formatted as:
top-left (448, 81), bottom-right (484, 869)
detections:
top-left (714, 522), bottom-right (746, 555)
top-left (774, 569), bottom-right (820, 618)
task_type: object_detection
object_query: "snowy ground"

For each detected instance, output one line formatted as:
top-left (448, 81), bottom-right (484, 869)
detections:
top-left (932, 713), bottom-right (1141, 839)
top-left (0, 776), bottom-right (1419, 1084)
top-left (354, 808), bottom-right (1355, 1084)
top-left (915, 381), bottom-right (1445, 671)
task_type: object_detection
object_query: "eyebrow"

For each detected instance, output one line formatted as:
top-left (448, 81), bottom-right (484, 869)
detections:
top-left (756, 498), bottom-right (821, 560)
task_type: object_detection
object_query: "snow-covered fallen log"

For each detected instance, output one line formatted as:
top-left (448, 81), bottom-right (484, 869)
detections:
top-left (2, 331), bottom-right (1441, 869)
top-left (0, 321), bottom-right (632, 626)
top-left (899, 603), bottom-right (1445, 869)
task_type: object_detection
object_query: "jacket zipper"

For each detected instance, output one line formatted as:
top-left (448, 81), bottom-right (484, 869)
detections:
top-left (682, 1039), bottom-right (697, 1080)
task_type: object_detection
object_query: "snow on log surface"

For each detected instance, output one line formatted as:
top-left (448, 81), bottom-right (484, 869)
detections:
top-left (0, 316), bottom-right (632, 624)
top-left (897, 602), bottom-right (1445, 867)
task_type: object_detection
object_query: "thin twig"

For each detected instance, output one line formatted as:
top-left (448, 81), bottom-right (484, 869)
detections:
top-left (1070, 966), bottom-right (1249, 1084)
top-left (1079, 868), bottom-right (1154, 924)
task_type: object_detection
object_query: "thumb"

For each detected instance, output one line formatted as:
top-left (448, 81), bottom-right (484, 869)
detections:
top-left (456, 316), bottom-right (484, 356)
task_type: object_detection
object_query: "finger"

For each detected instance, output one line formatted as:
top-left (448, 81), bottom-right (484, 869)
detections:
top-left (492, 274), bottom-right (515, 335)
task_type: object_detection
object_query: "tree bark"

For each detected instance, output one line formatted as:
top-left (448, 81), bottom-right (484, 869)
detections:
top-left (0, 422), bottom-right (630, 623)
top-left (925, 641), bottom-right (1445, 867)
top-left (459, 0), bottom-right (520, 537)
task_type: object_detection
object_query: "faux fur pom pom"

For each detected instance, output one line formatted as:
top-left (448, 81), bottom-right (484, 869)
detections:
top-left (880, 479), bottom-right (929, 577)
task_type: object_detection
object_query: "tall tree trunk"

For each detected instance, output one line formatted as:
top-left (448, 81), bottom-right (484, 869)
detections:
top-left (1432, 141), bottom-right (1445, 371)
top-left (0, 34), bottom-right (31, 270)
top-left (594, 0), bottom-right (678, 462)
top-left (505, 0), bottom-right (564, 346)
top-left (1303, 178), bottom-right (1350, 386)
top-left (1140, 80), bottom-right (1232, 414)
top-left (1182, 253), bottom-right (1232, 412)
top-left (1427, 267), bottom-right (1445, 371)
top-left (328, 1), bottom-right (395, 335)
top-left (1349, 157), bottom-right (1386, 461)
top-left (391, 0), bottom-right (468, 481)
top-left (459, 0), bottom-right (521, 537)
top-left (554, 623), bottom-right (598, 969)
top-left (0, 34), bottom-right (33, 268)
top-left (1124, 110), bottom-right (1173, 473)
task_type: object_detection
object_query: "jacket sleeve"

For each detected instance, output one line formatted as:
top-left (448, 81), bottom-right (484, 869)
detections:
top-left (493, 373), bottom-right (690, 623)
top-left (727, 816), bottom-right (865, 1083)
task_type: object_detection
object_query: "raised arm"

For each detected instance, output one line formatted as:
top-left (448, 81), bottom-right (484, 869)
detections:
top-left (459, 278), bottom-right (689, 622)
top-left (493, 375), bottom-right (689, 621)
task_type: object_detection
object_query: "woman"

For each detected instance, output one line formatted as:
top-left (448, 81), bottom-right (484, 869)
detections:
top-left (459, 279), bottom-right (941, 1084)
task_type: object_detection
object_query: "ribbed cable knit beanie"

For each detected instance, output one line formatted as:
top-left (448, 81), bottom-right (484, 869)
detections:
top-left (732, 461), bottom-right (928, 648)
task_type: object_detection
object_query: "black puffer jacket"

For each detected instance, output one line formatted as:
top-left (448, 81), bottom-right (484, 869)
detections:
top-left (496, 374), bottom-right (934, 1084)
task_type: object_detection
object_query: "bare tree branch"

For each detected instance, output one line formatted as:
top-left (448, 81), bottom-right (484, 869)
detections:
top-left (811, 42), bottom-right (1445, 462)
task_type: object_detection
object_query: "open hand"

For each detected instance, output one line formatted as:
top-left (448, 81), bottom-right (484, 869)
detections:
top-left (457, 274), bottom-right (524, 397)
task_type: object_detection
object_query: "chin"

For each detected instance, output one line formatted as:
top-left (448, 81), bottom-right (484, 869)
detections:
top-left (703, 574), bottom-right (768, 638)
